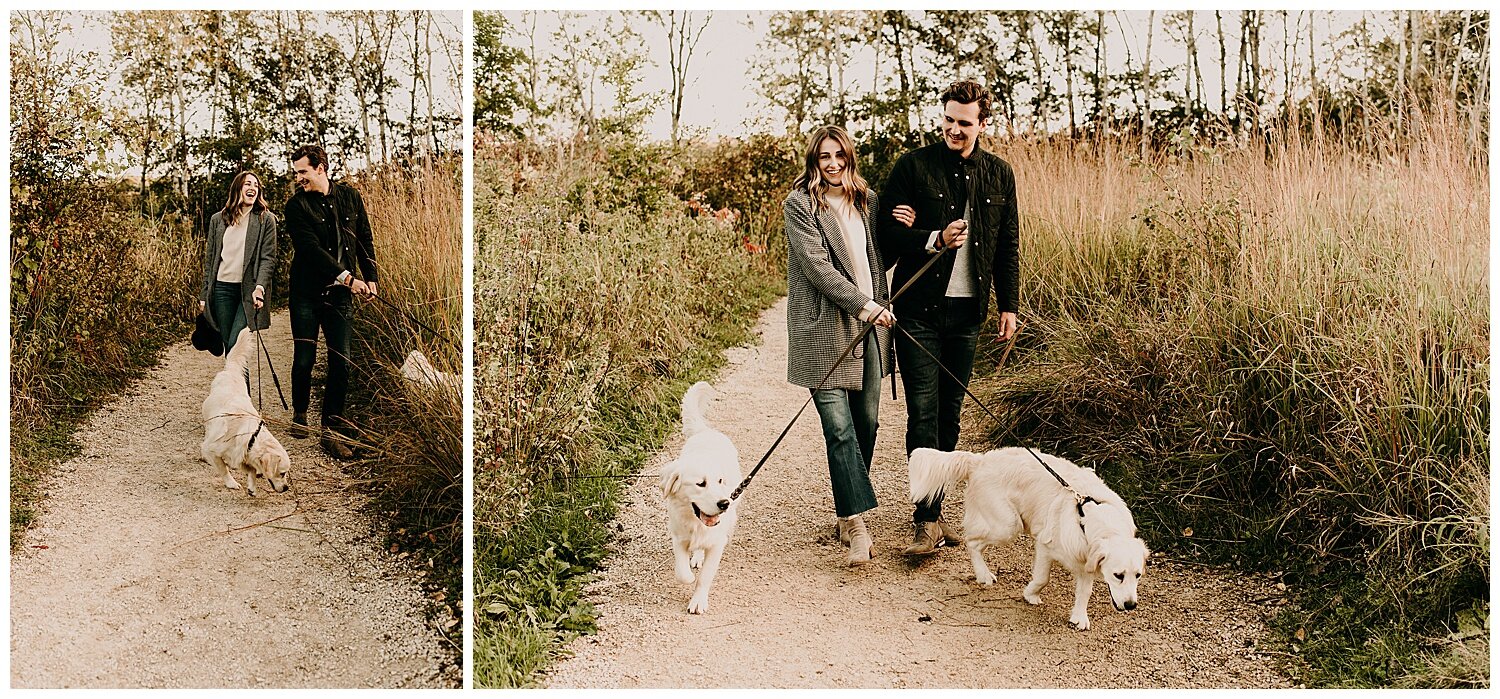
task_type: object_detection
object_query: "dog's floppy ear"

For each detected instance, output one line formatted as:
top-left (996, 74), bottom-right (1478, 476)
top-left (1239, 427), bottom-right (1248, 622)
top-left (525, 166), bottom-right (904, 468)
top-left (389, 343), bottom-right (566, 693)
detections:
top-left (1086, 539), bottom-right (1107, 574)
top-left (660, 462), bottom-right (682, 497)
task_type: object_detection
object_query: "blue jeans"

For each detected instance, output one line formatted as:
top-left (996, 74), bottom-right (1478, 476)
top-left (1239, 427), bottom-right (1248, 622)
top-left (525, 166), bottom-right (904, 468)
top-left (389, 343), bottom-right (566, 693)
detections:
top-left (895, 297), bottom-right (982, 522)
top-left (811, 334), bottom-right (882, 518)
top-left (290, 289), bottom-right (354, 429)
top-left (210, 281), bottom-right (248, 354)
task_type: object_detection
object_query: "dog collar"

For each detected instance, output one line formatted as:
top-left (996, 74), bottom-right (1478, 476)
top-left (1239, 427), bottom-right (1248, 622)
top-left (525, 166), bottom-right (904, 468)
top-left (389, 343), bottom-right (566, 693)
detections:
top-left (246, 421), bottom-right (264, 450)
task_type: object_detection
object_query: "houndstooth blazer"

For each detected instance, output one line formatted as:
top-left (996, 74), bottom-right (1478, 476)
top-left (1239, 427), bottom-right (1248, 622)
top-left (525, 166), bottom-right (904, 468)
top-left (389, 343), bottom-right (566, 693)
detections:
top-left (784, 187), bottom-right (894, 391)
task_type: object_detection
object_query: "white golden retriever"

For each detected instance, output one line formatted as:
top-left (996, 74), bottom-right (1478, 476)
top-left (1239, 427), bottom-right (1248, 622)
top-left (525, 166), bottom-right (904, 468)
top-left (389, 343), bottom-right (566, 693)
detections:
top-left (659, 381), bottom-right (741, 614)
top-left (201, 328), bottom-right (291, 495)
top-left (909, 447), bottom-right (1148, 630)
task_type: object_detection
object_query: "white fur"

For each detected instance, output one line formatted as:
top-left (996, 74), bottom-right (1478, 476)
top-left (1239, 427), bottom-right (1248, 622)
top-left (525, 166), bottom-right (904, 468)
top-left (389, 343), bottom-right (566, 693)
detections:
top-left (401, 349), bottom-right (460, 395)
top-left (200, 329), bottom-right (292, 496)
top-left (659, 381), bottom-right (741, 614)
top-left (909, 447), bottom-right (1149, 630)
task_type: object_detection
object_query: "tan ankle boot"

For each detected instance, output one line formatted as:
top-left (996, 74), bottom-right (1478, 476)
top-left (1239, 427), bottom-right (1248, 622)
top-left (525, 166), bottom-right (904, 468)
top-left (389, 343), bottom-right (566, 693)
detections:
top-left (902, 521), bottom-right (944, 556)
top-left (844, 516), bottom-right (873, 566)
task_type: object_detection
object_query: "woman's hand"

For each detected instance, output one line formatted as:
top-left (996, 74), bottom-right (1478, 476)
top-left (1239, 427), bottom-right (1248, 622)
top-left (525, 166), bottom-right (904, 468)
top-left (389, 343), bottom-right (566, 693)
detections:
top-left (199, 300), bottom-right (206, 313)
top-left (252, 287), bottom-right (265, 310)
top-left (892, 205), bottom-right (916, 228)
top-left (871, 307), bottom-right (896, 328)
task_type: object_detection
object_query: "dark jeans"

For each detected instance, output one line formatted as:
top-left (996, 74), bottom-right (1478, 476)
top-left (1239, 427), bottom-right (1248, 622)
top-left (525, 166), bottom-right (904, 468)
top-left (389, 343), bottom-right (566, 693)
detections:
top-left (811, 334), bottom-right (882, 518)
top-left (290, 289), bottom-right (354, 429)
top-left (210, 281), bottom-right (247, 354)
top-left (895, 296), bottom-right (982, 522)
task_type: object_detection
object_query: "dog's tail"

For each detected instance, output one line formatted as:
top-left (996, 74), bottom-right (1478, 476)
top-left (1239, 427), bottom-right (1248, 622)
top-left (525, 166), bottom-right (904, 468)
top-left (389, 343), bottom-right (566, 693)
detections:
top-left (908, 447), bottom-right (981, 507)
top-left (681, 381), bottom-right (715, 438)
top-left (223, 328), bottom-right (256, 373)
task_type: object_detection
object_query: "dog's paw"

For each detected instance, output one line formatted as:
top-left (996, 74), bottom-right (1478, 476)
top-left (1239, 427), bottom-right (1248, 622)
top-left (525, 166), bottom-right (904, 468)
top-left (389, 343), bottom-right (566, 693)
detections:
top-left (224, 476), bottom-right (242, 490)
top-left (1069, 612), bottom-right (1091, 630)
top-left (674, 564), bottom-right (695, 584)
top-left (687, 594), bottom-right (709, 614)
top-left (690, 550), bottom-right (704, 570)
top-left (1022, 588), bottom-right (1042, 605)
top-left (974, 570), bottom-right (996, 586)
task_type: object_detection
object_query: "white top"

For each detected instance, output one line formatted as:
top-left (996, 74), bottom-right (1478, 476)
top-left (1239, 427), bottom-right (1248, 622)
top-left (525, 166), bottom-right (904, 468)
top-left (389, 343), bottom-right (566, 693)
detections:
top-left (824, 189), bottom-right (877, 314)
top-left (217, 213), bottom-right (249, 283)
top-left (945, 196), bottom-right (976, 297)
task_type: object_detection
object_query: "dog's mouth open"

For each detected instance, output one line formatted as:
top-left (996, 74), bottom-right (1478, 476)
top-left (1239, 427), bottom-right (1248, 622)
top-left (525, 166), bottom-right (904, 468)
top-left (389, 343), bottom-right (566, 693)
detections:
top-left (692, 503), bottom-right (722, 527)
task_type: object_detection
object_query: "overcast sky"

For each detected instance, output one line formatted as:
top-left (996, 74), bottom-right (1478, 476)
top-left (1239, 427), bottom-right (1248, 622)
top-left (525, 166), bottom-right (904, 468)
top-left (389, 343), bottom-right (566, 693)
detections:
top-left (513, 10), bottom-right (1391, 141)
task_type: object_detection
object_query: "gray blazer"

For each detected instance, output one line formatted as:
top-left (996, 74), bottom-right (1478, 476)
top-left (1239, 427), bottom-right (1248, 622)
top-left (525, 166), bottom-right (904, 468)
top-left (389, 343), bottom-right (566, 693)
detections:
top-left (200, 209), bottom-right (278, 332)
top-left (784, 188), bottom-right (894, 390)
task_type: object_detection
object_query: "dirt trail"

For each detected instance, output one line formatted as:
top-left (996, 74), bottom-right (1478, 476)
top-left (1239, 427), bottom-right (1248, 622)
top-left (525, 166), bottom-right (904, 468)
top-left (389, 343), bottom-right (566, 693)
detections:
top-left (10, 312), bottom-right (458, 688)
top-left (546, 297), bottom-right (1294, 689)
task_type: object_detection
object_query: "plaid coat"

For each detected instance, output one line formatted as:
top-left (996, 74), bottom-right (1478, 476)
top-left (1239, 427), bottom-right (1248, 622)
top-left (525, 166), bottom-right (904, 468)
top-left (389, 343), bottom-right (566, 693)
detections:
top-left (784, 188), bottom-right (894, 390)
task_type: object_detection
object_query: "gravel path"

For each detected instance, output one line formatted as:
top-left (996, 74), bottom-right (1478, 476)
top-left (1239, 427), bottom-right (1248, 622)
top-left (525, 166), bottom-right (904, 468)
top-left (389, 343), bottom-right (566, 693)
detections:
top-left (546, 297), bottom-right (1294, 689)
top-left (10, 312), bottom-right (459, 688)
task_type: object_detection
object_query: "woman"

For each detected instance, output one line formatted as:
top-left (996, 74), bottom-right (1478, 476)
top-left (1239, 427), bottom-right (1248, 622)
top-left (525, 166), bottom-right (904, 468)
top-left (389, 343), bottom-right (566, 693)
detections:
top-left (784, 125), bottom-right (895, 566)
top-left (200, 171), bottom-right (278, 354)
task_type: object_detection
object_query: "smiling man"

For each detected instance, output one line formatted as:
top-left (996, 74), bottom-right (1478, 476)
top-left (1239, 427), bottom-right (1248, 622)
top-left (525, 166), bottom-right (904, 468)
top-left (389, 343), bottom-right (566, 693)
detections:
top-left (284, 144), bottom-right (378, 459)
top-left (876, 80), bottom-right (1020, 556)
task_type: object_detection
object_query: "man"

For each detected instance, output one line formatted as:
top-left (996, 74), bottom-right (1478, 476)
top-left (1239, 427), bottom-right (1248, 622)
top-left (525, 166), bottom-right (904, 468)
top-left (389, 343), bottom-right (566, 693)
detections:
top-left (877, 80), bottom-right (1020, 555)
top-left (284, 144), bottom-right (378, 459)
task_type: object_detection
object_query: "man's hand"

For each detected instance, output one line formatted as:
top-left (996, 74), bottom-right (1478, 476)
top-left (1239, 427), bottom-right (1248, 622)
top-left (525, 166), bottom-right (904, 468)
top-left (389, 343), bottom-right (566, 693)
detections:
top-left (199, 300), bottom-right (206, 313)
top-left (350, 278), bottom-right (372, 298)
top-left (892, 204), bottom-right (916, 228)
top-left (996, 311), bottom-right (1018, 342)
top-left (940, 220), bottom-right (969, 249)
top-left (366, 281), bottom-right (377, 298)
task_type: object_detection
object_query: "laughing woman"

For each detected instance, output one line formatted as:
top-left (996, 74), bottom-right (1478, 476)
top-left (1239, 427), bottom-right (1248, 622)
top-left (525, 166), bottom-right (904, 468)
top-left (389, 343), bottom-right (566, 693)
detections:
top-left (784, 125), bottom-right (895, 566)
top-left (200, 171), bottom-right (278, 354)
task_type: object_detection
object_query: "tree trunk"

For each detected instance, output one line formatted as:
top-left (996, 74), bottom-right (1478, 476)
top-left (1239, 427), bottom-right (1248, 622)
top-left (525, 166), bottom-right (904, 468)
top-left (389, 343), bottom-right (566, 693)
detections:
top-left (1217, 11), bottom-right (1228, 120)
top-left (1142, 10), bottom-right (1155, 155)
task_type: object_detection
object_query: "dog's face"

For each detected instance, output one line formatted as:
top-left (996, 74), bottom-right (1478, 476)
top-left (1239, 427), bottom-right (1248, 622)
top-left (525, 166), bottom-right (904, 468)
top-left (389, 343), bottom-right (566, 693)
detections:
top-left (661, 460), bottom-right (734, 527)
top-left (1090, 536), bottom-right (1149, 611)
top-left (249, 434), bottom-right (292, 493)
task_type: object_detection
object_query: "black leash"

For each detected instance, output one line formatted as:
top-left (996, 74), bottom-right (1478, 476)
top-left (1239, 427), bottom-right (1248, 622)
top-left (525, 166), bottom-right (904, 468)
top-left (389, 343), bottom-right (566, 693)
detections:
top-left (366, 288), bottom-right (461, 352)
top-left (243, 298), bottom-right (289, 411)
top-left (730, 238), bottom-right (954, 503)
top-left (889, 321), bottom-right (1097, 520)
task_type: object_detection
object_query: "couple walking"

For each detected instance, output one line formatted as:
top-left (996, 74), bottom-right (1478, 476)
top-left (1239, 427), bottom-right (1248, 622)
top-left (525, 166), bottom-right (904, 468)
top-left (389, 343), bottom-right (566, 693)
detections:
top-left (785, 80), bottom-right (1020, 564)
top-left (197, 145), bottom-right (379, 459)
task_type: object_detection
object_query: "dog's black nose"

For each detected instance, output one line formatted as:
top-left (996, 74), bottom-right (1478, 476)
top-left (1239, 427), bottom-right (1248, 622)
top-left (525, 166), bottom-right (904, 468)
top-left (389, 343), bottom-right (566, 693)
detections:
top-left (716, 499), bottom-right (730, 512)
top-left (1123, 600), bottom-right (1136, 611)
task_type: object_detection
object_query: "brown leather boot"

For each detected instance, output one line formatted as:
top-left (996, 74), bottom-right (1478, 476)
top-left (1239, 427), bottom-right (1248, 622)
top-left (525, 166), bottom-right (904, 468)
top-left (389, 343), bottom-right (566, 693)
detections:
top-left (844, 516), bottom-right (873, 566)
top-left (290, 412), bottom-right (311, 439)
top-left (902, 521), bottom-right (945, 556)
top-left (321, 429), bottom-right (354, 459)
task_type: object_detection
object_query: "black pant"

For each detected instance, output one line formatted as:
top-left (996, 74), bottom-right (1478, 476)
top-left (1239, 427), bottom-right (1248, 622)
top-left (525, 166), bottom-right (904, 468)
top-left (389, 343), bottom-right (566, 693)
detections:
top-left (290, 288), bottom-right (354, 429)
top-left (895, 296), bottom-right (982, 522)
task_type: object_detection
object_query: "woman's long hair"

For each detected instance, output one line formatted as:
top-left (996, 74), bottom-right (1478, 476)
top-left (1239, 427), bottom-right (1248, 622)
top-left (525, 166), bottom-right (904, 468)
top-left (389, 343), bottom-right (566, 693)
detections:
top-left (792, 125), bottom-right (869, 215)
top-left (220, 171), bottom-right (269, 226)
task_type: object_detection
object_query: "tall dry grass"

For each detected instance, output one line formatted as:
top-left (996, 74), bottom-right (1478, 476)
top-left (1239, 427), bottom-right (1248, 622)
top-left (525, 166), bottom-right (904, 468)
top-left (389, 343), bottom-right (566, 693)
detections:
top-left (10, 209), bottom-right (199, 546)
top-left (341, 157), bottom-right (464, 610)
top-left (975, 118), bottom-right (1486, 685)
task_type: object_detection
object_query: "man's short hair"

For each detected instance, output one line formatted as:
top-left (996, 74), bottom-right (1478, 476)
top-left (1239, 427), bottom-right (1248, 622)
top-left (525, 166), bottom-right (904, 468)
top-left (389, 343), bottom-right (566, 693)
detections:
top-left (291, 144), bottom-right (328, 170)
top-left (940, 80), bottom-right (993, 123)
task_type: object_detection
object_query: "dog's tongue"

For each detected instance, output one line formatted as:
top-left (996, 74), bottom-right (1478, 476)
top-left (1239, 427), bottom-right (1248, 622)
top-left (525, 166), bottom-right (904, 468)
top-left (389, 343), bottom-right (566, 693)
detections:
top-left (699, 512), bottom-right (720, 527)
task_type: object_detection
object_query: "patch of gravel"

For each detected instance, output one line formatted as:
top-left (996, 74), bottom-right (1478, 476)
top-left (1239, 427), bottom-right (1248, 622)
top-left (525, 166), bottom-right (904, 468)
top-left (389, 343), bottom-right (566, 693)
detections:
top-left (10, 312), bottom-right (459, 688)
top-left (544, 297), bottom-right (1295, 689)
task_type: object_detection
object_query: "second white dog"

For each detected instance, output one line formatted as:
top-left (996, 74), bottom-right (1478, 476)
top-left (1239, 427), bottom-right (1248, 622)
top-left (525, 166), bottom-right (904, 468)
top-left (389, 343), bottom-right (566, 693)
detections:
top-left (909, 447), bottom-right (1148, 630)
top-left (659, 381), bottom-right (741, 614)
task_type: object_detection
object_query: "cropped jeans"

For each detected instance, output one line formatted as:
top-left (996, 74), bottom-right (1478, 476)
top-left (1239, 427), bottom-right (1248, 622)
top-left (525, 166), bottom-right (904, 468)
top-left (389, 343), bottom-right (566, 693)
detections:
top-left (811, 334), bottom-right (882, 519)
